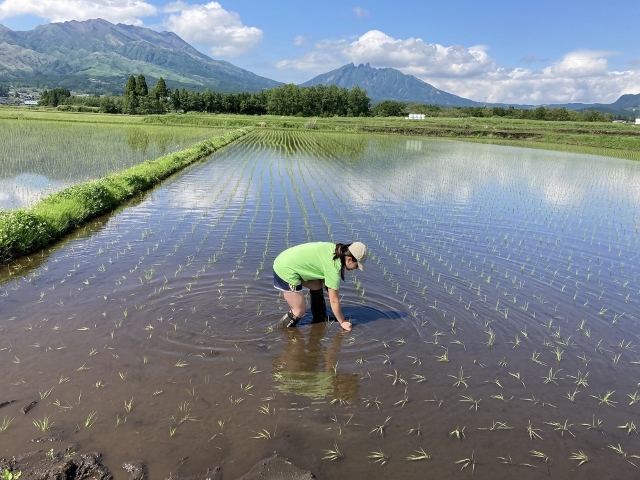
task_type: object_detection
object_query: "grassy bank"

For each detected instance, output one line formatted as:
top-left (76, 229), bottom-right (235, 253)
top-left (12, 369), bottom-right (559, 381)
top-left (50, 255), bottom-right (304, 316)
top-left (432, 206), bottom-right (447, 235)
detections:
top-left (0, 127), bottom-right (251, 263)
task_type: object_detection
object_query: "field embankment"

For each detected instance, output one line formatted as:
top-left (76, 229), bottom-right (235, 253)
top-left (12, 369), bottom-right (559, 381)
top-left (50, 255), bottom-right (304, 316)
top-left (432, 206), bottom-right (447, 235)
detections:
top-left (0, 127), bottom-right (251, 263)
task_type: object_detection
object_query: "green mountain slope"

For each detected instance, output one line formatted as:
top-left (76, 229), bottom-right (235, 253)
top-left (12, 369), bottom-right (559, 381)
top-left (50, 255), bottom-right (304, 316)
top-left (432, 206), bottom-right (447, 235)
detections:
top-left (0, 18), bottom-right (282, 94)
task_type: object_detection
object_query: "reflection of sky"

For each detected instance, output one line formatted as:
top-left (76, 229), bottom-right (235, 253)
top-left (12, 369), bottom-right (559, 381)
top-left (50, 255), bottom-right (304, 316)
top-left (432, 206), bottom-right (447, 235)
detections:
top-left (340, 138), bottom-right (640, 213)
top-left (0, 173), bottom-right (66, 210)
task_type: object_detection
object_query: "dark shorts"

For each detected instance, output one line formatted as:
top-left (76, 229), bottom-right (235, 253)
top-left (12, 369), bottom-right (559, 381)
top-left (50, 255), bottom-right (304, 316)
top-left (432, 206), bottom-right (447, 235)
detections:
top-left (273, 270), bottom-right (303, 292)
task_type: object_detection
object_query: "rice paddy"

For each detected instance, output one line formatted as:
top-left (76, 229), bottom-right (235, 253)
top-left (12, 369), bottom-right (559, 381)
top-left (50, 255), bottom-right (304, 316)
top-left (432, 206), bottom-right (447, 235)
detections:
top-left (0, 119), bottom-right (233, 210)
top-left (2, 130), bottom-right (640, 479)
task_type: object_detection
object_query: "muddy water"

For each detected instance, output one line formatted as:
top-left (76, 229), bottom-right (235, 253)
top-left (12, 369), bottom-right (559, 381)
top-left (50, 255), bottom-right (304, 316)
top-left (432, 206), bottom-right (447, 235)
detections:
top-left (2, 131), bottom-right (640, 479)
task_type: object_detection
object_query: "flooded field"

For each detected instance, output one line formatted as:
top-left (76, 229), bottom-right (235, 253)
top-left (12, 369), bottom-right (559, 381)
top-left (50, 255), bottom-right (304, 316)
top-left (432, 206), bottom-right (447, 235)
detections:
top-left (0, 119), bottom-right (232, 210)
top-left (2, 130), bottom-right (640, 479)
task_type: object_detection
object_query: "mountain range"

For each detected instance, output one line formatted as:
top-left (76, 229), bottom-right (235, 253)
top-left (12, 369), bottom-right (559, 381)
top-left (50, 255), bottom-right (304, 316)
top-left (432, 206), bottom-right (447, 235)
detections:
top-left (0, 18), bottom-right (281, 94)
top-left (0, 18), bottom-right (638, 116)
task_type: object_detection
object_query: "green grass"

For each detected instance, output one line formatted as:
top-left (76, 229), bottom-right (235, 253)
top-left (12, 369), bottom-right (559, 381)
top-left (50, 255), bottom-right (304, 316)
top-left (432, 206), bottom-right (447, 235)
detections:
top-left (3, 108), bottom-right (638, 160)
top-left (0, 127), bottom-right (251, 263)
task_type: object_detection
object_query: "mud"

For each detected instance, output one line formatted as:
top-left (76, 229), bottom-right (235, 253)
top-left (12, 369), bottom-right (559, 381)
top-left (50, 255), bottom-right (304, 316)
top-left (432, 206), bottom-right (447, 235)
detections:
top-left (1, 450), bottom-right (314, 480)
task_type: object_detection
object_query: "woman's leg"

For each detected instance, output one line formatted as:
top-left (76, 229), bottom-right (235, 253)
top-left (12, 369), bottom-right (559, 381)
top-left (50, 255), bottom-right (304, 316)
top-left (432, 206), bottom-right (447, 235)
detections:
top-left (283, 290), bottom-right (307, 318)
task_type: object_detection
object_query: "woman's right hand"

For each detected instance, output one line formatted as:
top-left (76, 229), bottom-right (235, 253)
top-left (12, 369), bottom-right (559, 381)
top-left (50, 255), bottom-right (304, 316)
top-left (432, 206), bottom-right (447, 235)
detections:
top-left (339, 320), bottom-right (352, 332)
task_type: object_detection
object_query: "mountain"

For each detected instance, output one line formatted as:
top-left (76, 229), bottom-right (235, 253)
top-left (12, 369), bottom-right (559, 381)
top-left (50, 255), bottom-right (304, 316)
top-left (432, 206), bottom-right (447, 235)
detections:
top-left (541, 93), bottom-right (640, 119)
top-left (0, 18), bottom-right (282, 94)
top-left (301, 62), bottom-right (482, 107)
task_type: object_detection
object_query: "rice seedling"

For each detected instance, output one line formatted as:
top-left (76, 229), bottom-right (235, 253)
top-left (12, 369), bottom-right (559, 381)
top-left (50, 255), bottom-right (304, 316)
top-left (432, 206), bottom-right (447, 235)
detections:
top-left (565, 389), bottom-right (580, 402)
top-left (367, 449), bottom-right (390, 466)
top-left (459, 395), bottom-right (481, 411)
top-left (569, 450), bottom-right (590, 466)
top-left (250, 426), bottom-right (276, 440)
top-left (39, 387), bottom-right (54, 399)
top-left (526, 421), bottom-right (543, 440)
top-left (618, 421), bottom-right (638, 435)
top-left (608, 444), bottom-right (640, 467)
top-left (591, 390), bottom-right (617, 406)
top-left (449, 425), bottom-right (466, 440)
top-left (478, 420), bottom-right (513, 431)
top-left (544, 420), bottom-right (575, 437)
top-left (394, 387), bottom-right (410, 407)
top-left (322, 442), bottom-right (345, 461)
top-left (363, 396), bottom-right (382, 409)
top-left (384, 369), bottom-right (407, 386)
top-left (258, 404), bottom-right (273, 416)
top-left (33, 416), bottom-right (54, 432)
top-left (449, 367), bottom-right (470, 388)
top-left (434, 347), bottom-right (449, 362)
top-left (455, 451), bottom-right (477, 471)
top-left (370, 416), bottom-right (391, 437)
top-left (0, 417), bottom-right (13, 432)
top-left (542, 368), bottom-right (563, 385)
top-left (407, 423), bottom-right (422, 436)
top-left (627, 391), bottom-right (640, 405)
top-left (580, 415), bottom-right (604, 432)
top-left (406, 447), bottom-right (431, 461)
top-left (84, 412), bottom-right (97, 428)
top-left (124, 397), bottom-right (133, 413)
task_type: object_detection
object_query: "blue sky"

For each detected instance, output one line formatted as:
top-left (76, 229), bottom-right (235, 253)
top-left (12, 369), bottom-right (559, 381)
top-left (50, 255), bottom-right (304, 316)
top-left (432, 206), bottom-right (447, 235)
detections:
top-left (1, 0), bottom-right (638, 105)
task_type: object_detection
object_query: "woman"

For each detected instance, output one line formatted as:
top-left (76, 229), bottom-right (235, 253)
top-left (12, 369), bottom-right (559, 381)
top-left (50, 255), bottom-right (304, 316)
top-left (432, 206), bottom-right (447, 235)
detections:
top-left (273, 241), bottom-right (368, 332)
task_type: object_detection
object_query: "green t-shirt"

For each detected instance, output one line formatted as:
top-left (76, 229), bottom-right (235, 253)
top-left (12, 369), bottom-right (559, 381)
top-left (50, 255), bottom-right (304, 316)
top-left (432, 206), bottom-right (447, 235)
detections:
top-left (273, 242), bottom-right (342, 291)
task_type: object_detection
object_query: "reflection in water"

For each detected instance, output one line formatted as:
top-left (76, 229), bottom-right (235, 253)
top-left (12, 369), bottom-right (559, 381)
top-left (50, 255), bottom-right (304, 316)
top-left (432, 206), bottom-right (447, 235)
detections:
top-left (272, 322), bottom-right (359, 402)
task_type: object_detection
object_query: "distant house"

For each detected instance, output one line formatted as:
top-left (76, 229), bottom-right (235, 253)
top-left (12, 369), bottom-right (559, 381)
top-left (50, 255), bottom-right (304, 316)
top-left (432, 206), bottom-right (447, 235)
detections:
top-left (406, 113), bottom-right (426, 120)
top-left (636, 118), bottom-right (640, 125)
top-left (24, 100), bottom-right (39, 106)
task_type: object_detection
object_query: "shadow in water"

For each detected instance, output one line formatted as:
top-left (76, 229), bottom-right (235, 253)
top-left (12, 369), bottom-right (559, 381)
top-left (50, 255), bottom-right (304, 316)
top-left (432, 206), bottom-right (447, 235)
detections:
top-left (340, 304), bottom-right (408, 326)
top-left (271, 322), bottom-right (359, 401)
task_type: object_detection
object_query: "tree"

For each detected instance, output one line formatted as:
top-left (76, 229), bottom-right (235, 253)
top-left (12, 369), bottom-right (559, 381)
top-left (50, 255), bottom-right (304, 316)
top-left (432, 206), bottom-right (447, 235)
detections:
top-left (154, 77), bottom-right (168, 100)
top-left (170, 88), bottom-right (181, 112)
top-left (372, 100), bottom-right (407, 117)
top-left (347, 86), bottom-right (371, 117)
top-left (123, 75), bottom-right (138, 114)
top-left (136, 74), bottom-right (148, 97)
top-left (38, 88), bottom-right (71, 107)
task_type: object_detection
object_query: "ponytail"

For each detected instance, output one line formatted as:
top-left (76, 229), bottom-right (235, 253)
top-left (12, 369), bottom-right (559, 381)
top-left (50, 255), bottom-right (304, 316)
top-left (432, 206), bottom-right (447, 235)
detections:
top-left (333, 243), bottom-right (353, 281)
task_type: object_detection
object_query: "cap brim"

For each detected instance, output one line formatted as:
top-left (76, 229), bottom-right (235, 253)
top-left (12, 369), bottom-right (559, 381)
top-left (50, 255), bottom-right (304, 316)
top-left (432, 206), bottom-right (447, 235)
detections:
top-left (357, 262), bottom-right (364, 271)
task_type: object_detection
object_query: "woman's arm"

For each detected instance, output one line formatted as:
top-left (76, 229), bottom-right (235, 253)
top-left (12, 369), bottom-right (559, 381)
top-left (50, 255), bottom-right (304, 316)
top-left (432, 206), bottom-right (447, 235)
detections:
top-left (328, 288), bottom-right (352, 332)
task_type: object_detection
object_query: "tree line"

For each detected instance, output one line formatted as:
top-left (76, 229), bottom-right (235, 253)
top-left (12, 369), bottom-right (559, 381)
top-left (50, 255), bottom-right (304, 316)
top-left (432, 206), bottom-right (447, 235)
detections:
top-left (44, 74), bottom-right (371, 117)
top-left (39, 74), bottom-right (618, 122)
top-left (374, 100), bottom-right (616, 122)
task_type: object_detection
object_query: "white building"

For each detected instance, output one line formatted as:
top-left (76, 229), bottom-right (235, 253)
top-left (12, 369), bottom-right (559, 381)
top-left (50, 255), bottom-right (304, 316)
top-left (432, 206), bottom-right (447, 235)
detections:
top-left (636, 118), bottom-right (640, 125)
top-left (406, 113), bottom-right (426, 120)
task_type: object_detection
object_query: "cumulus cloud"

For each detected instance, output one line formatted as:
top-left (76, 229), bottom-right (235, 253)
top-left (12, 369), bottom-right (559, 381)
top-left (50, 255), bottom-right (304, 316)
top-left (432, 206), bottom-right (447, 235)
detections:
top-left (0, 0), bottom-right (156, 25)
top-left (275, 29), bottom-right (640, 104)
top-left (163, 2), bottom-right (262, 57)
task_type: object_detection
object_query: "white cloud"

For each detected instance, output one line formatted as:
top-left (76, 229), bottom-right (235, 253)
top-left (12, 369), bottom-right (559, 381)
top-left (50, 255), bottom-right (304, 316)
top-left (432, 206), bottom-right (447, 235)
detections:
top-left (163, 2), bottom-right (262, 57)
top-left (293, 35), bottom-right (308, 47)
top-left (353, 6), bottom-right (369, 18)
top-left (275, 29), bottom-right (640, 104)
top-left (0, 0), bottom-right (156, 25)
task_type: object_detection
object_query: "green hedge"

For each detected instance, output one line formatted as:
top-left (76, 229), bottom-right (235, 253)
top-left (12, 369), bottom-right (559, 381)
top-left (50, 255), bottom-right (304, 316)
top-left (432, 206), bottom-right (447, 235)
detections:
top-left (0, 127), bottom-right (251, 264)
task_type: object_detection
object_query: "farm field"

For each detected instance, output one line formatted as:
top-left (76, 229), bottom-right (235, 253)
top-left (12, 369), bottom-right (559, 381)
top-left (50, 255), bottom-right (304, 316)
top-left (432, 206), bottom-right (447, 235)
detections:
top-left (2, 130), bottom-right (640, 479)
top-left (0, 115), bottom-right (234, 210)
